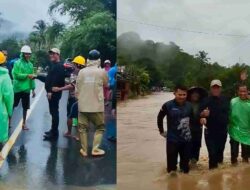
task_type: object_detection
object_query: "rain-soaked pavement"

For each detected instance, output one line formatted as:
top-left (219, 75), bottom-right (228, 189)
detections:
top-left (117, 92), bottom-right (250, 190)
top-left (0, 80), bottom-right (116, 190)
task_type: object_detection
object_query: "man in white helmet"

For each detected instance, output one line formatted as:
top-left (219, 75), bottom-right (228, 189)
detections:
top-left (12, 45), bottom-right (36, 130)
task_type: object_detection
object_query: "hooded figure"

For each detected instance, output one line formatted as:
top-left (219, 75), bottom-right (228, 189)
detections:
top-left (76, 50), bottom-right (108, 157)
top-left (12, 45), bottom-right (36, 130)
top-left (187, 87), bottom-right (208, 164)
top-left (0, 52), bottom-right (14, 143)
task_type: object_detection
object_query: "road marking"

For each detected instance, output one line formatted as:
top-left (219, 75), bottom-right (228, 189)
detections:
top-left (0, 87), bottom-right (45, 168)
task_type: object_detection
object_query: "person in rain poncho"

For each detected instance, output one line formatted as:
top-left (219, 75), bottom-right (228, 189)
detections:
top-left (229, 83), bottom-right (250, 164)
top-left (107, 64), bottom-right (117, 141)
top-left (0, 51), bottom-right (14, 159)
top-left (12, 45), bottom-right (36, 130)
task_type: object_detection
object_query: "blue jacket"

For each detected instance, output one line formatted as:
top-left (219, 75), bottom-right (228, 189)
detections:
top-left (157, 99), bottom-right (193, 142)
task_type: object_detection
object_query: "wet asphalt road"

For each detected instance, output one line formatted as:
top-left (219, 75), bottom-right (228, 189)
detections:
top-left (0, 81), bottom-right (116, 190)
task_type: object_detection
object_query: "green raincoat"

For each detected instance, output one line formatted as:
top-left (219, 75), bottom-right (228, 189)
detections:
top-left (12, 54), bottom-right (35, 93)
top-left (228, 97), bottom-right (250, 145)
top-left (0, 67), bottom-right (14, 143)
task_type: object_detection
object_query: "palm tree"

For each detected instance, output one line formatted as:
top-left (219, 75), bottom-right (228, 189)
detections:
top-left (33, 20), bottom-right (47, 50)
top-left (46, 21), bottom-right (65, 49)
top-left (28, 31), bottom-right (41, 50)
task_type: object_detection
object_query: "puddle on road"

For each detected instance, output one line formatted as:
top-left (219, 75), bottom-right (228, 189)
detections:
top-left (0, 90), bottom-right (116, 190)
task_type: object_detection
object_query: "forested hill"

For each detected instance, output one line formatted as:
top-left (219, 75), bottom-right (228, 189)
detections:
top-left (118, 32), bottom-right (250, 96)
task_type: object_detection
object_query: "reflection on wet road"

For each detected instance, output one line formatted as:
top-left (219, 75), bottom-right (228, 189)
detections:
top-left (0, 81), bottom-right (116, 190)
top-left (118, 92), bottom-right (250, 190)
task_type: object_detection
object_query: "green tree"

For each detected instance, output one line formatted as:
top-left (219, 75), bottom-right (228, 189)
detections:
top-left (32, 20), bottom-right (47, 50)
top-left (60, 11), bottom-right (116, 61)
top-left (49, 0), bottom-right (105, 22)
top-left (0, 38), bottom-right (20, 60)
top-left (46, 21), bottom-right (65, 49)
top-left (118, 32), bottom-right (246, 98)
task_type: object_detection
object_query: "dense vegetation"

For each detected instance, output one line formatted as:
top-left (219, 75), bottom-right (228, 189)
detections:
top-left (0, 0), bottom-right (116, 68)
top-left (118, 32), bottom-right (250, 97)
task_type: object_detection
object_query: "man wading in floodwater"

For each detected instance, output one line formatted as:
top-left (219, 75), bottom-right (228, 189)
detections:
top-left (200, 80), bottom-right (230, 169)
top-left (229, 83), bottom-right (250, 164)
top-left (157, 85), bottom-right (193, 175)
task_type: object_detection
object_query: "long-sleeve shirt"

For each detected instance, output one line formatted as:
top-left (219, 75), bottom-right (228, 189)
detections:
top-left (12, 57), bottom-right (35, 93)
top-left (45, 62), bottom-right (65, 95)
top-left (229, 97), bottom-right (250, 145)
top-left (0, 67), bottom-right (14, 142)
top-left (157, 99), bottom-right (193, 142)
top-left (200, 96), bottom-right (230, 135)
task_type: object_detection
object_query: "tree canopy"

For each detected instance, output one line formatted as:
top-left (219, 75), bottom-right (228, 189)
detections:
top-left (118, 32), bottom-right (250, 97)
top-left (0, 0), bottom-right (116, 68)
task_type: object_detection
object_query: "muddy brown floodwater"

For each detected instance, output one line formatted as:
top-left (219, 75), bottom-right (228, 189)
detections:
top-left (117, 92), bottom-right (250, 190)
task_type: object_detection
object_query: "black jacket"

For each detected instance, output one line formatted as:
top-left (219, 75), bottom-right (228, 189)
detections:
top-left (45, 62), bottom-right (65, 94)
top-left (200, 96), bottom-right (230, 134)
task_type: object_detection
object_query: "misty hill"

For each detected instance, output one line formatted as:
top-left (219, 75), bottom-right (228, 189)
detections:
top-left (118, 32), bottom-right (249, 97)
top-left (0, 32), bottom-right (28, 42)
top-left (0, 16), bottom-right (28, 41)
top-left (118, 31), bottom-right (183, 65)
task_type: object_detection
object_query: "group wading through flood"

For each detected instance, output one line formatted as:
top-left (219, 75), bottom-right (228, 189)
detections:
top-left (157, 80), bottom-right (250, 175)
top-left (118, 87), bottom-right (250, 190)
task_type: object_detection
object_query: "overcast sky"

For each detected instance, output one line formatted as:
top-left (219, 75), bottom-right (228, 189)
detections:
top-left (118, 0), bottom-right (250, 66)
top-left (0, 0), bottom-right (68, 33)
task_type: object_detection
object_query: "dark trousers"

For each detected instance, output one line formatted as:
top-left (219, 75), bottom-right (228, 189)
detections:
top-left (205, 131), bottom-right (227, 169)
top-left (190, 130), bottom-right (202, 161)
top-left (230, 138), bottom-right (250, 164)
top-left (167, 141), bottom-right (190, 173)
top-left (48, 94), bottom-right (61, 135)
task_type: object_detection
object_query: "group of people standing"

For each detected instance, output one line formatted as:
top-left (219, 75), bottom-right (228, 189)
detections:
top-left (0, 45), bottom-right (116, 159)
top-left (157, 78), bottom-right (250, 175)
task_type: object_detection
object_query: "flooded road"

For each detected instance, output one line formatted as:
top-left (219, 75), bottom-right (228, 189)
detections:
top-left (0, 80), bottom-right (116, 190)
top-left (117, 92), bottom-right (250, 190)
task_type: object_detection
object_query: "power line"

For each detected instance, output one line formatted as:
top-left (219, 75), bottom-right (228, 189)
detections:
top-left (118, 17), bottom-right (250, 38)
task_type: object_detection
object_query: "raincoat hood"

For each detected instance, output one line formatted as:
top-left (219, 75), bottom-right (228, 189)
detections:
top-left (229, 97), bottom-right (250, 145)
top-left (0, 66), bottom-right (14, 142)
top-left (20, 53), bottom-right (30, 62)
top-left (12, 54), bottom-right (35, 93)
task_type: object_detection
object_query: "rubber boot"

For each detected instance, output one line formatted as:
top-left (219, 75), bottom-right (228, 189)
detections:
top-left (92, 131), bottom-right (105, 156)
top-left (79, 132), bottom-right (88, 157)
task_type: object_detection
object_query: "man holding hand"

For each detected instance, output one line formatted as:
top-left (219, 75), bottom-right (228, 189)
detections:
top-left (200, 80), bottom-right (230, 169)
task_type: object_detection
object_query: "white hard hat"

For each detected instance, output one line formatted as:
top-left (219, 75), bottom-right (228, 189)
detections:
top-left (21, 45), bottom-right (32, 54)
